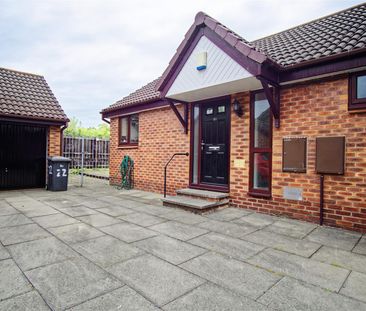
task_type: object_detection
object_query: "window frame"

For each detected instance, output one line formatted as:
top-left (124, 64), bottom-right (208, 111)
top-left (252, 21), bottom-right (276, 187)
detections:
top-left (248, 90), bottom-right (273, 198)
top-left (118, 114), bottom-right (139, 146)
top-left (349, 71), bottom-right (366, 110)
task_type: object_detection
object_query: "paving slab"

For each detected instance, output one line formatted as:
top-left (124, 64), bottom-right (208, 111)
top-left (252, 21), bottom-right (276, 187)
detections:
top-left (72, 235), bottom-right (143, 267)
top-left (161, 210), bottom-right (207, 225)
top-left (0, 223), bottom-right (50, 245)
top-left (312, 246), bottom-right (366, 274)
top-left (0, 259), bottom-right (32, 300)
top-left (97, 205), bottom-right (134, 217)
top-left (67, 286), bottom-right (159, 311)
top-left (107, 254), bottom-right (204, 306)
top-left (7, 237), bottom-right (77, 271)
top-left (25, 257), bottom-right (122, 311)
top-left (11, 201), bottom-right (59, 217)
top-left (0, 214), bottom-right (32, 228)
top-left (233, 213), bottom-right (277, 228)
top-left (248, 248), bottom-right (350, 292)
top-left (150, 221), bottom-right (208, 241)
top-left (100, 222), bottom-right (157, 243)
top-left (353, 236), bottom-right (366, 255)
top-left (43, 198), bottom-right (80, 209)
top-left (0, 205), bottom-right (19, 216)
top-left (206, 207), bottom-right (252, 221)
top-left (163, 282), bottom-right (270, 311)
top-left (4, 194), bottom-right (30, 203)
top-left (259, 276), bottom-right (366, 311)
top-left (133, 235), bottom-right (206, 265)
top-left (0, 290), bottom-right (50, 311)
top-left (119, 212), bottom-right (167, 227)
top-left (305, 226), bottom-right (362, 251)
top-left (132, 204), bottom-right (172, 216)
top-left (77, 213), bottom-right (122, 227)
top-left (0, 243), bottom-right (10, 260)
top-left (57, 205), bottom-right (99, 217)
top-left (340, 271), bottom-right (366, 302)
top-left (100, 197), bottom-right (145, 209)
top-left (80, 200), bottom-right (110, 209)
top-left (32, 213), bottom-right (79, 228)
top-left (180, 252), bottom-right (280, 299)
top-left (243, 229), bottom-right (321, 257)
top-left (189, 232), bottom-right (265, 261)
top-left (264, 219), bottom-right (317, 239)
top-left (49, 223), bottom-right (104, 244)
top-left (198, 219), bottom-right (257, 238)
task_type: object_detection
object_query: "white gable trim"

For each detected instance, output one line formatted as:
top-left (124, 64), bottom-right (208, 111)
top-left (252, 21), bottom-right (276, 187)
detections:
top-left (166, 35), bottom-right (254, 100)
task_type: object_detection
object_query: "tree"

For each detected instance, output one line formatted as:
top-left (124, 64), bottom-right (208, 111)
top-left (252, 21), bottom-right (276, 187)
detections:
top-left (64, 117), bottom-right (110, 139)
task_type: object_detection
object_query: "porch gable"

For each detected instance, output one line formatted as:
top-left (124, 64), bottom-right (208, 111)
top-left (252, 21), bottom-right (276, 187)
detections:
top-left (166, 35), bottom-right (259, 102)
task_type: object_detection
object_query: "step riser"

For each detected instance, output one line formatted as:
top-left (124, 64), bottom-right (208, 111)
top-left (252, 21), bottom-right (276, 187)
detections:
top-left (176, 193), bottom-right (225, 203)
top-left (162, 201), bottom-right (229, 214)
top-left (175, 188), bottom-right (229, 203)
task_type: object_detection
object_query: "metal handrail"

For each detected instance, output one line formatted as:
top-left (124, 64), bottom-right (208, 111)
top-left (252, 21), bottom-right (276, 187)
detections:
top-left (164, 152), bottom-right (189, 198)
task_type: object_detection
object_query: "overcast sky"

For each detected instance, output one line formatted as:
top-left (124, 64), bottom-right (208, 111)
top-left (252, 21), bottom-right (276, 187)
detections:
top-left (0, 0), bottom-right (361, 126)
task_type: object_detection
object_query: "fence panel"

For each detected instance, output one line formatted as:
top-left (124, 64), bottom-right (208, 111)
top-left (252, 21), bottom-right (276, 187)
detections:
top-left (63, 136), bottom-right (110, 169)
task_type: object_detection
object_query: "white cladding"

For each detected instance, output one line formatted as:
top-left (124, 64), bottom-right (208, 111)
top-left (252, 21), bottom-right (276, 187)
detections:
top-left (166, 35), bottom-right (254, 100)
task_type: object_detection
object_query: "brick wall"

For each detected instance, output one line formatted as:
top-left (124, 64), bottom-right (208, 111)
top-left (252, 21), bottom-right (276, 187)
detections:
top-left (108, 76), bottom-right (366, 232)
top-left (230, 76), bottom-right (366, 233)
top-left (109, 105), bottom-right (190, 194)
top-left (48, 126), bottom-right (61, 156)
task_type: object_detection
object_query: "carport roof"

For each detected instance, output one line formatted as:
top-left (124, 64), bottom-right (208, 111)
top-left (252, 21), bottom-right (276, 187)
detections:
top-left (0, 67), bottom-right (69, 124)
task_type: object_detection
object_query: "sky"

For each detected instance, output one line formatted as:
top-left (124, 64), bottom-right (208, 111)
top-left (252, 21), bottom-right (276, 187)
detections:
top-left (0, 0), bottom-right (362, 126)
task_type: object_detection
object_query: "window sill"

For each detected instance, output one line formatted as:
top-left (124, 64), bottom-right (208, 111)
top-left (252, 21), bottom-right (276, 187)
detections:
top-left (247, 191), bottom-right (272, 199)
top-left (348, 107), bottom-right (366, 113)
top-left (117, 144), bottom-right (138, 150)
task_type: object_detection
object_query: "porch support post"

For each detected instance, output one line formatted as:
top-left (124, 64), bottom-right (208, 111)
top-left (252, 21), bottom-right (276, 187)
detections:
top-left (167, 100), bottom-right (188, 134)
top-left (259, 78), bottom-right (281, 128)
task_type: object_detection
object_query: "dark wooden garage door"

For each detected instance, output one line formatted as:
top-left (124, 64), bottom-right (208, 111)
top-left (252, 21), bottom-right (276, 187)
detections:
top-left (0, 122), bottom-right (47, 189)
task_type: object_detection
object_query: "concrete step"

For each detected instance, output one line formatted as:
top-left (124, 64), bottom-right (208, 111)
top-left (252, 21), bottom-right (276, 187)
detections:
top-left (162, 195), bottom-right (229, 214)
top-left (176, 188), bottom-right (229, 202)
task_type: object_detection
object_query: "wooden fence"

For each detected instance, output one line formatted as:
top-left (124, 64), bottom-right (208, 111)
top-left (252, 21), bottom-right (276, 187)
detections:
top-left (62, 136), bottom-right (109, 169)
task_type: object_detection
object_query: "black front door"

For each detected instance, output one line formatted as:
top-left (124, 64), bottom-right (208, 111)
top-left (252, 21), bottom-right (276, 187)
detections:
top-left (0, 122), bottom-right (47, 189)
top-left (200, 99), bottom-right (229, 185)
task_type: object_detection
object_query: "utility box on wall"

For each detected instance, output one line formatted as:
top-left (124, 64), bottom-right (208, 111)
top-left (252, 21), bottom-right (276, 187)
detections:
top-left (282, 137), bottom-right (307, 173)
top-left (316, 136), bottom-right (345, 175)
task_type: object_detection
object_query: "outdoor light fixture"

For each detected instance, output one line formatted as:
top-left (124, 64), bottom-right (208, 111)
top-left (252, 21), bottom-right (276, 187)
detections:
top-left (233, 99), bottom-right (243, 117)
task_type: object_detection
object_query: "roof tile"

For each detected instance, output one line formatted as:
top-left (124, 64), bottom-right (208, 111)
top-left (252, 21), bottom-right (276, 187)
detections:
top-left (103, 4), bottom-right (366, 114)
top-left (0, 68), bottom-right (68, 122)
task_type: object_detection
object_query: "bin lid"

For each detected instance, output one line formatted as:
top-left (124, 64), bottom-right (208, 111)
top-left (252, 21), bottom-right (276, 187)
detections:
top-left (48, 156), bottom-right (71, 162)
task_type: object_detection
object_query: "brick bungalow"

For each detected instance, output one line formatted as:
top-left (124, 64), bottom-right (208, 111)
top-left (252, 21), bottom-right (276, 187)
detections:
top-left (102, 4), bottom-right (366, 232)
top-left (0, 67), bottom-right (69, 189)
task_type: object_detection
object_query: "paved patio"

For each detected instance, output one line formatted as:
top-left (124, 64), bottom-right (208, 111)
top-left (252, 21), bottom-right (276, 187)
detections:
top-left (0, 176), bottom-right (365, 310)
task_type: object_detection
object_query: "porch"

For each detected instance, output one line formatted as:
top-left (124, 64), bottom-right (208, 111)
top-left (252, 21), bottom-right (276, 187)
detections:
top-left (0, 177), bottom-right (365, 310)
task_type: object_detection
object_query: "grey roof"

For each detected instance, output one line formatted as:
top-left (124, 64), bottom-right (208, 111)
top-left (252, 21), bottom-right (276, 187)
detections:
top-left (103, 4), bottom-right (366, 114)
top-left (102, 78), bottom-right (161, 113)
top-left (251, 3), bottom-right (366, 67)
top-left (0, 67), bottom-right (68, 123)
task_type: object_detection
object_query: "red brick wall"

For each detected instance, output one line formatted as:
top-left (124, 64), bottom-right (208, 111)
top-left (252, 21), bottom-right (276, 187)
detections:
top-left (109, 105), bottom-right (190, 194)
top-left (48, 126), bottom-right (61, 156)
top-left (108, 76), bottom-right (366, 232)
top-left (230, 76), bottom-right (366, 233)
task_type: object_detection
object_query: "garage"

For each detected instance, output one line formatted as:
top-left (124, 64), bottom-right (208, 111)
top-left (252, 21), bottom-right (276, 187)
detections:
top-left (0, 122), bottom-right (47, 189)
top-left (0, 67), bottom-right (68, 189)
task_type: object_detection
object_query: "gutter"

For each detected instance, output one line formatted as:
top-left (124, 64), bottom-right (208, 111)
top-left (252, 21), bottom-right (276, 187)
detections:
top-left (102, 117), bottom-right (110, 124)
